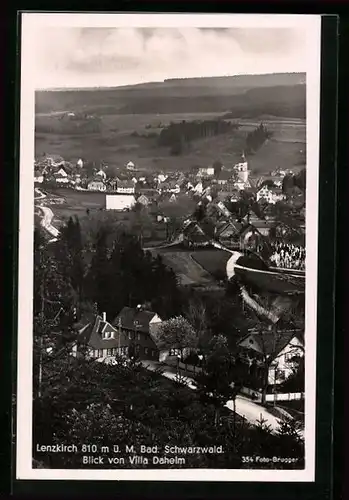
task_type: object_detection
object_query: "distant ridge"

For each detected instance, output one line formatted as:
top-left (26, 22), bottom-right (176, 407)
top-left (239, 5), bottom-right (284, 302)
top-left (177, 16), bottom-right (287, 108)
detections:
top-left (36, 72), bottom-right (306, 93)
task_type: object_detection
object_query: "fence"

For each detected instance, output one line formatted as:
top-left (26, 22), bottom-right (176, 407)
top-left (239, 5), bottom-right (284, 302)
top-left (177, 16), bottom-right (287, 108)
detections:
top-left (239, 387), bottom-right (304, 403)
top-left (265, 392), bottom-right (304, 402)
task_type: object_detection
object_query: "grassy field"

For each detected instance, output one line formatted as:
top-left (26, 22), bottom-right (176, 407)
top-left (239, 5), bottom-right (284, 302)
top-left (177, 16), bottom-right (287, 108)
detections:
top-left (191, 249), bottom-right (232, 279)
top-left (41, 188), bottom-right (106, 224)
top-left (149, 247), bottom-right (216, 286)
top-left (35, 112), bottom-right (305, 175)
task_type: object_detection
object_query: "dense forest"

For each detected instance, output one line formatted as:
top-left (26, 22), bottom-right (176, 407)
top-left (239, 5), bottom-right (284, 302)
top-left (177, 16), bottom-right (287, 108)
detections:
top-left (158, 119), bottom-right (239, 155)
top-left (117, 86), bottom-right (305, 116)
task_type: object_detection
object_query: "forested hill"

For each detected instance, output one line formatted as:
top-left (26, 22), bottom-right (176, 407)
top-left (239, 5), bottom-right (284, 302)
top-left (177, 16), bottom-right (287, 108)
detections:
top-left (35, 73), bottom-right (306, 117)
top-left (163, 73), bottom-right (306, 88)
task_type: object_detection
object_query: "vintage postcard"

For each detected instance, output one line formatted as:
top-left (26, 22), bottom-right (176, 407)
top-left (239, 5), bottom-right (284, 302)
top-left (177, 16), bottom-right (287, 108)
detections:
top-left (16, 13), bottom-right (321, 482)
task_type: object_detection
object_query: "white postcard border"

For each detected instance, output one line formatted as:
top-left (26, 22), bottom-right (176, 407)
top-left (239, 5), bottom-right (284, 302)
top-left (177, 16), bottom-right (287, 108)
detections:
top-left (16, 12), bottom-right (321, 482)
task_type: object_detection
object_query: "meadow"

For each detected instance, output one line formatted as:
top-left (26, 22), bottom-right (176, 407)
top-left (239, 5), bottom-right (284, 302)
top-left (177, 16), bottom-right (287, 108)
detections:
top-left (35, 75), bottom-right (306, 174)
top-left (35, 112), bottom-right (306, 175)
top-left (191, 249), bottom-right (232, 280)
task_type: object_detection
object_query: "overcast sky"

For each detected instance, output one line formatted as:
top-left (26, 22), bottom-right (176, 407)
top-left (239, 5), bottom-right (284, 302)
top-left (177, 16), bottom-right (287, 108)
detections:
top-left (32, 27), bottom-right (307, 89)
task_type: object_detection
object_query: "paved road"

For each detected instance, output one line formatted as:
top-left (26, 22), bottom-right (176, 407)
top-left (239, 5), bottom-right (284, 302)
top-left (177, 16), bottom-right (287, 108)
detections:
top-left (35, 188), bottom-right (60, 241)
top-left (39, 205), bottom-right (60, 239)
top-left (141, 360), bottom-right (282, 432)
top-left (34, 187), bottom-right (46, 200)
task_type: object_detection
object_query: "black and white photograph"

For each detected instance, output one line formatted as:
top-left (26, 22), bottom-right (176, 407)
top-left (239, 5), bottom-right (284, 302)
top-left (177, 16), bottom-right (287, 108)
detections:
top-left (16, 13), bottom-right (321, 481)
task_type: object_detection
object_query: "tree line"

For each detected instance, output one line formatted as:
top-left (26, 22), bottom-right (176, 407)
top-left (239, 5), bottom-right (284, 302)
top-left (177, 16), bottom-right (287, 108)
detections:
top-left (245, 123), bottom-right (273, 154)
top-left (34, 218), bottom-right (182, 324)
top-left (282, 169), bottom-right (306, 193)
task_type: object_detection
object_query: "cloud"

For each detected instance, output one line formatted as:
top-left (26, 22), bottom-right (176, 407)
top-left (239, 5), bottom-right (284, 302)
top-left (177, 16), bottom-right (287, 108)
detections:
top-left (32, 27), bottom-right (306, 89)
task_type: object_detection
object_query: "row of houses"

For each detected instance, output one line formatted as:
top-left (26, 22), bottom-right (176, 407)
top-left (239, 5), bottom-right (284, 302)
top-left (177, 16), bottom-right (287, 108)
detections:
top-left (70, 304), bottom-right (304, 387)
top-left (34, 153), bottom-right (292, 206)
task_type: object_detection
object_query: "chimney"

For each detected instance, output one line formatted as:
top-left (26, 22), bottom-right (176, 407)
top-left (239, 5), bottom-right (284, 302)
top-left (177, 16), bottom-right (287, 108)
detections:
top-left (102, 312), bottom-right (107, 322)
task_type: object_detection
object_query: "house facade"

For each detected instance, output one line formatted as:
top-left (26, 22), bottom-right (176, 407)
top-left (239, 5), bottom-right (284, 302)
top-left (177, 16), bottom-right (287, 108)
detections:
top-left (34, 171), bottom-right (44, 183)
top-left (198, 166), bottom-right (214, 177)
top-left (73, 307), bottom-right (163, 362)
top-left (117, 180), bottom-right (135, 194)
top-left (88, 180), bottom-right (106, 191)
top-left (256, 185), bottom-right (285, 204)
top-left (136, 194), bottom-right (150, 207)
top-left (237, 329), bottom-right (304, 385)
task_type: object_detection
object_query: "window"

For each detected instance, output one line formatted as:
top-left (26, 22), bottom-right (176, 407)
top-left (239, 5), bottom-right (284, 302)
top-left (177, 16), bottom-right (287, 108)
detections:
top-left (144, 347), bottom-right (149, 356)
top-left (285, 352), bottom-right (295, 362)
top-left (169, 348), bottom-right (181, 356)
top-left (98, 349), bottom-right (103, 358)
top-left (107, 348), bottom-right (112, 356)
top-left (137, 332), bottom-right (141, 341)
top-left (112, 348), bottom-right (117, 355)
top-left (104, 331), bottom-right (110, 339)
top-left (128, 332), bottom-right (132, 340)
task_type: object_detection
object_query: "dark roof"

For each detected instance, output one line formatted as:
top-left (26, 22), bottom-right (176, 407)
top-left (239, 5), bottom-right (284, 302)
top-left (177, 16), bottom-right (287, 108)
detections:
top-left (112, 306), bottom-right (159, 333)
top-left (75, 314), bottom-right (119, 349)
top-left (181, 221), bottom-right (210, 243)
top-left (217, 170), bottom-right (231, 181)
top-left (217, 220), bottom-right (243, 238)
top-left (239, 329), bottom-right (303, 359)
top-left (74, 310), bottom-right (161, 351)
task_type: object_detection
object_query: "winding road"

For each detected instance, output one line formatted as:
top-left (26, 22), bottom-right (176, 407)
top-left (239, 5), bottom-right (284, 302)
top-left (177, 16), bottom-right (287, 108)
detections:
top-left (141, 360), bottom-right (283, 433)
top-left (34, 188), bottom-right (60, 242)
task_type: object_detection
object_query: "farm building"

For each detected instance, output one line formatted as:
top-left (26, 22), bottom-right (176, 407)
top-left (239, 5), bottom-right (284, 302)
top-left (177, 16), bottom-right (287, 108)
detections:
top-left (106, 194), bottom-right (136, 211)
top-left (117, 180), bottom-right (135, 194)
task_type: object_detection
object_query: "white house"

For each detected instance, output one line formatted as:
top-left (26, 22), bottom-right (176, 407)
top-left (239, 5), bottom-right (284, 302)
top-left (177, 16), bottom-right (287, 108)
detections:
top-left (53, 167), bottom-right (70, 184)
top-left (256, 185), bottom-right (285, 204)
top-left (197, 166), bottom-right (214, 177)
top-left (106, 194), bottom-right (136, 211)
top-left (117, 180), bottom-right (135, 194)
top-left (34, 171), bottom-right (44, 183)
top-left (87, 180), bottom-right (106, 192)
top-left (96, 169), bottom-right (107, 180)
top-left (238, 329), bottom-right (304, 385)
top-left (234, 179), bottom-right (251, 191)
top-left (194, 182), bottom-right (203, 194)
top-left (156, 173), bottom-right (168, 183)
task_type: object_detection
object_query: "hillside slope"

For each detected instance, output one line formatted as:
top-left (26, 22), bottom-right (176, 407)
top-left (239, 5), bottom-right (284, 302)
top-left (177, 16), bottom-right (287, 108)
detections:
top-left (35, 73), bottom-right (306, 117)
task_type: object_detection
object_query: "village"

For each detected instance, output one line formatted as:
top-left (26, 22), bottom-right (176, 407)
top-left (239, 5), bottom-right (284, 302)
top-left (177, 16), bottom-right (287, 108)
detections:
top-left (34, 151), bottom-right (305, 251)
top-left (34, 149), bottom-right (306, 424)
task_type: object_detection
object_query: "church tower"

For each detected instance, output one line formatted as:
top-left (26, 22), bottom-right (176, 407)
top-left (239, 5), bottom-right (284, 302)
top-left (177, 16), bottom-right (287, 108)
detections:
top-left (235, 152), bottom-right (249, 183)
